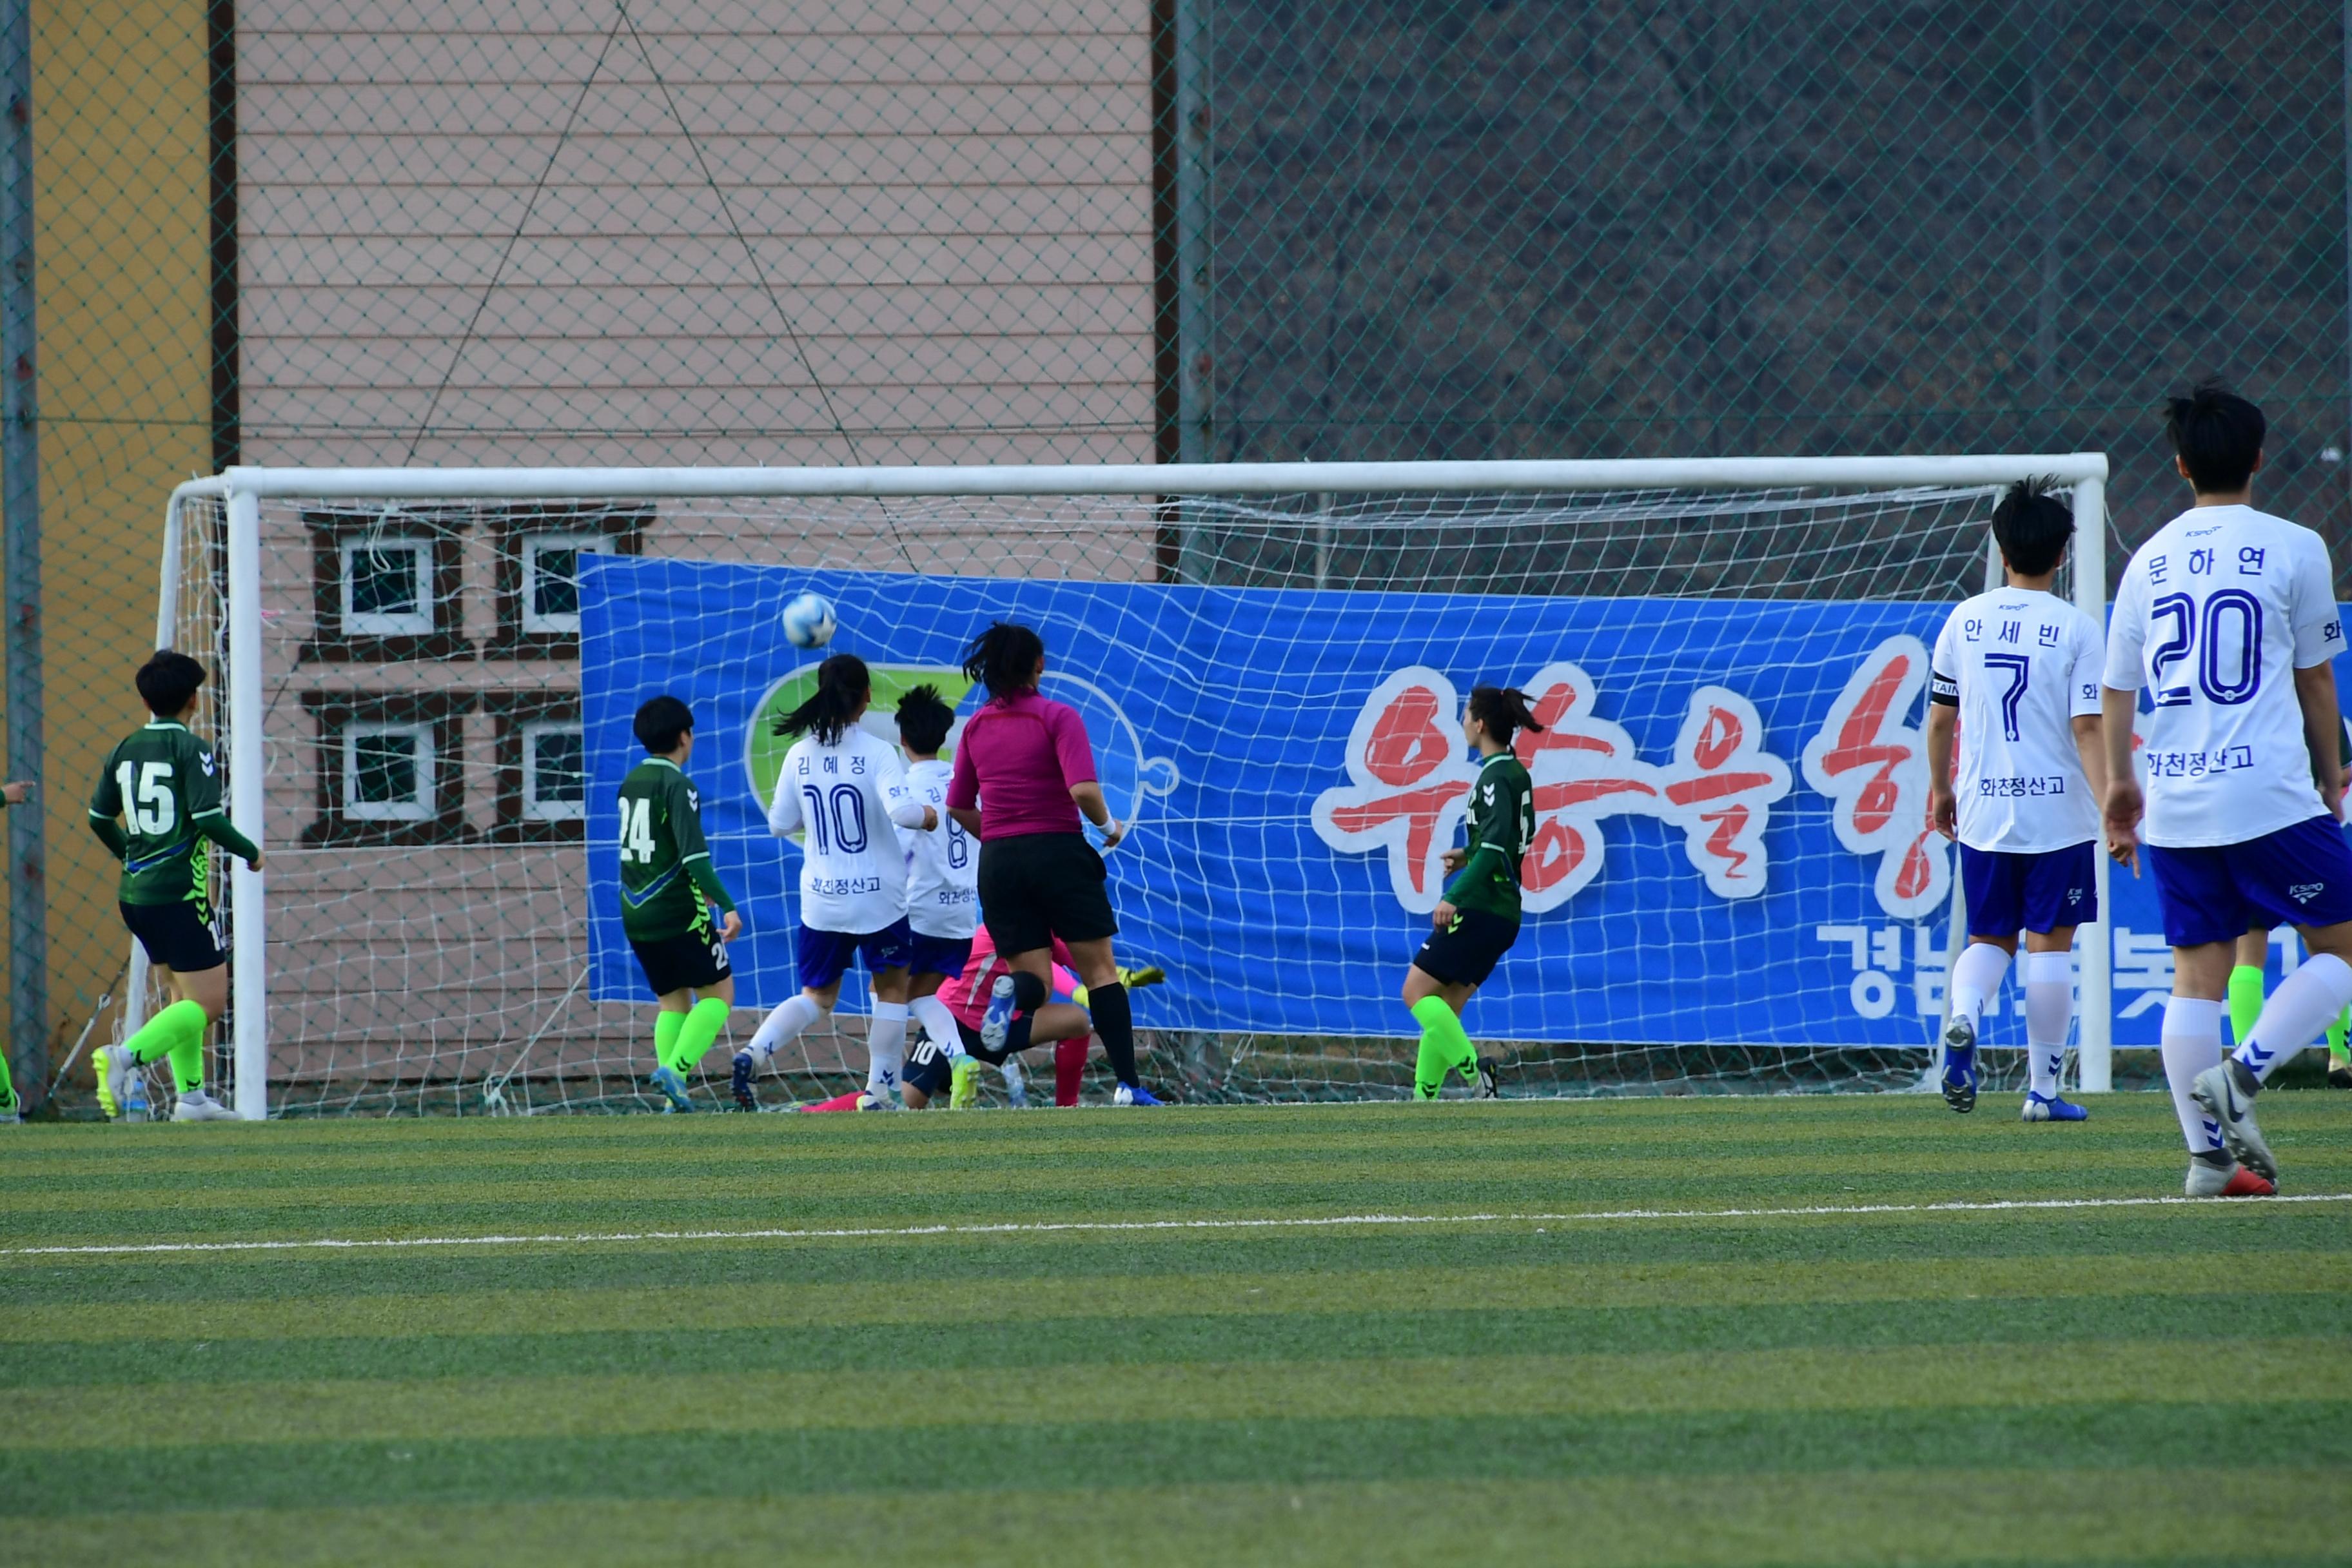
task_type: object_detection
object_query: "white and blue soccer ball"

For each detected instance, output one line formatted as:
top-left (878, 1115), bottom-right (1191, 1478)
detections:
top-left (781, 591), bottom-right (836, 649)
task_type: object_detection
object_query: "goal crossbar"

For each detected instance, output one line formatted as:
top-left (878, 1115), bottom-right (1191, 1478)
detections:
top-left (151, 456), bottom-right (2113, 1119)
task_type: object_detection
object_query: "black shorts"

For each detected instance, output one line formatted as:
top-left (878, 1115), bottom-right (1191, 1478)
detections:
top-left (975, 832), bottom-right (1117, 957)
top-left (121, 900), bottom-right (224, 974)
top-left (1411, 907), bottom-right (1520, 989)
top-left (954, 1016), bottom-right (1012, 1067)
top-left (630, 929), bottom-right (732, 998)
top-left (903, 1031), bottom-right (955, 1098)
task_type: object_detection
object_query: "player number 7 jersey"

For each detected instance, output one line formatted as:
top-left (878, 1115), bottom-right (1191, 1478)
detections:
top-left (1930, 589), bottom-right (2104, 853)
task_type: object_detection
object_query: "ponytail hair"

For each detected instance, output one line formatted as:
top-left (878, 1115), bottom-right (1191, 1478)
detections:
top-left (961, 620), bottom-right (1045, 701)
top-left (1467, 684), bottom-right (1545, 748)
top-left (772, 652), bottom-right (870, 746)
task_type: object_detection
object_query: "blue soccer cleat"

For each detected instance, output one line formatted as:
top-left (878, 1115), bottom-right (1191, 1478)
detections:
top-left (650, 1064), bottom-right (694, 1113)
top-left (979, 974), bottom-right (1018, 1054)
top-left (1112, 1083), bottom-right (1162, 1106)
top-left (1939, 1018), bottom-right (1977, 1115)
top-left (729, 1051), bottom-right (758, 1112)
top-left (2019, 1091), bottom-right (2088, 1123)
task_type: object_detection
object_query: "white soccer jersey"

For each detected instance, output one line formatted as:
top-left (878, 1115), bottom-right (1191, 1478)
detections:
top-left (2103, 504), bottom-right (2346, 848)
top-left (1930, 588), bottom-right (2105, 853)
top-left (901, 756), bottom-right (979, 939)
top-left (766, 727), bottom-right (929, 934)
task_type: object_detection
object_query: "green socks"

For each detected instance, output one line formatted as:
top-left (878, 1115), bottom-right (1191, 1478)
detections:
top-left (126, 999), bottom-right (211, 1094)
top-left (2227, 965), bottom-right (2264, 1050)
top-left (653, 1010), bottom-right (686, 1073)
top-left (654, 1000), bottom-right (729, 1075)
top-left (0, 1044), bottom-right (14, 1112)
top-left (672, 998), bottom-right (731, 1076)
top-left (1409, 994), bottom-right (1475, 1101)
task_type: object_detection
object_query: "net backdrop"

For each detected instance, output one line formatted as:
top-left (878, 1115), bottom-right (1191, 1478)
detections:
top-left (161, 477), bottom-right (2059, 1114)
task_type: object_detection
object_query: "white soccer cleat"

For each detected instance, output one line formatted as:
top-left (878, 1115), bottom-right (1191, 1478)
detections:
top-left (854, 1090), bottom-right (901, 1112)
top-left (103, 1044), bottom-right (136, 1120)
top-left (2190, 1063), bottom-right (2277, 1183)
top-left (171, 1089), bottom-right (240, 1123)
top-left (2184, 1155), bottom-right (2274, 1199)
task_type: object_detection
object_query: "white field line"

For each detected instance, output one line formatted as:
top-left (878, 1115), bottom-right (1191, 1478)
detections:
top-left (5, 1191), bottom-right (2349, 1260)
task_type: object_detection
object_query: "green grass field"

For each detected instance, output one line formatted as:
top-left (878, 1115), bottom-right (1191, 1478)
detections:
top-left (3, 1093), bottom-right (2349, 1567)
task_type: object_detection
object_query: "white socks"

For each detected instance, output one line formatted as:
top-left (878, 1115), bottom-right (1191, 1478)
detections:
top-left (2234, 952), bottom-right (2352, 1085)
top-left (2022, 952), bottom-right (2073, 1099)
top-left (1948, 942), bottom-right (2012, 1030)
top-left (867, 1001), bottom-right (909, 1095)
top-left (2159, 995), bottom-right (2228, 1157)
top-left (745, 994), bottom-right (823, 1064)
top-left (908, 993), bottom-right (965, 1060)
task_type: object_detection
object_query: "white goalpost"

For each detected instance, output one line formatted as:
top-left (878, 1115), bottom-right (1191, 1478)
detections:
top-left (137, 455), bottom-right (2111, 1119)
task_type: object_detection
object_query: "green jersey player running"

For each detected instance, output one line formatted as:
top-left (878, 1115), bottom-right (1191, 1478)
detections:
top-left (88, 652), bottom-right (264, 1122)
top-left (1402, 684), bottom-right (1544, 1100)
top-left (618, 696), bottom-right (743, 1112)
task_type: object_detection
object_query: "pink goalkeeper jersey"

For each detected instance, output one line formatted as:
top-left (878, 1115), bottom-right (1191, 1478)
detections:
top-left (938, 926), bottom-right (1079, 1030)
top-left (945, 691), bottom-right (1097, 838)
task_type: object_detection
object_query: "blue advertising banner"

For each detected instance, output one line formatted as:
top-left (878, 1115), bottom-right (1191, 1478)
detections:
top-left (578, 555), bottom-right (2351, 1050)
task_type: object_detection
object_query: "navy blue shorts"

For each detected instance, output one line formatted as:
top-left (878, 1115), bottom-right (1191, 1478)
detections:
top-left (903, 1030), bottom-right (954, 1099)
top-left (906, 931), bottom-right (975, 982)
top-left (795, 918), bottom-right (914, 990)
top-left (1959, 841), bottom-right (2097, 938)
top-left (2144, 815), bottom-right (2352, 948)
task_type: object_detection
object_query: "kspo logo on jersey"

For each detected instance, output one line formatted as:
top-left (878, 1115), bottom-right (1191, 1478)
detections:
top-left (1317, 636), bottom-right (1948, 918)
top-left (1312, 661), bottom-right (1793, 912)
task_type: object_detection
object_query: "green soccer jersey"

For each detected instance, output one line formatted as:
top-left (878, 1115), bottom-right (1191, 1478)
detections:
top-left (616, 757), bottom-right (736, 941)
top-left (87, 720), bottom-right (259, 907)
top-left (1446, 750), bottom-right (1534, 921)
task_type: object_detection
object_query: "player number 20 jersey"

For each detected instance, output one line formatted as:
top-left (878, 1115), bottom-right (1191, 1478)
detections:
top-left (901, 757), bottom-right (979, 939)
top-left (1930, 589), bottom-right (2105, 853)
top-left (2103, 504), bottom-right (2346, 848)
top-left (767, 725), bottom-right (927, 934)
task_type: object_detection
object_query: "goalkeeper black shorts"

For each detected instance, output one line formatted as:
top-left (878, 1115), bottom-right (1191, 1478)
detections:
top-left (1410, 906), bottom-right (1519, 989)
top-left (903, 1030), bottom-right (954, 1098)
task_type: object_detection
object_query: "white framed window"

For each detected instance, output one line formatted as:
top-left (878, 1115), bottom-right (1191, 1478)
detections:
top-left (342, 721), bottom-right (436, 821)
top-left (519, 533), bottom-right (611, 635)
top-left (339, 538), bottom-right (433, 636)
top-left (520, 720), bottom-right (586, 821)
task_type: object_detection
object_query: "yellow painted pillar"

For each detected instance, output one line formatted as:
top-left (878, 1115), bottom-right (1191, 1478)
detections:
top-left (11, 0), bottom-right (210, 1070)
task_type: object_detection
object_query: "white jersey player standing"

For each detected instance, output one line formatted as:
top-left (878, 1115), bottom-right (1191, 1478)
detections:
top-left (1926, 480), bottom-right (2108, 1124)
top-left (888, 684), bottom-right (1001, 1110)
top-left (2102, 385), bottom-right (2352, 1196)
top-left (730, 654), bottom-right (934, 1112)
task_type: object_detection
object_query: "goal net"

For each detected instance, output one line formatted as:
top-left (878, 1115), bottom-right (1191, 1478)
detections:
top-left (144, 458), bottom-right (2112, 1117)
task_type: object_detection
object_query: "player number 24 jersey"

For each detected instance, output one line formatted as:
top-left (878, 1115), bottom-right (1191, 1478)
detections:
top-left (1930, 589), bottom-right (2104, 854)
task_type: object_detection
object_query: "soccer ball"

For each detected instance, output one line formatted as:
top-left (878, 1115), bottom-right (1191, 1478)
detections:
top-left (781, 592), bottom-right (836, 649)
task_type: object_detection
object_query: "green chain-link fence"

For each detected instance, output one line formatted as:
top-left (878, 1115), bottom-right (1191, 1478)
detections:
top-left (6, 0), bottom-right (2349, 1108)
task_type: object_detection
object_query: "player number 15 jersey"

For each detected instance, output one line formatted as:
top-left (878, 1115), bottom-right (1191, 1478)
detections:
top-left (2103, 504), bottom-right (2346, 848)
top-left (1930, 589), bottom-right (2104, 853)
